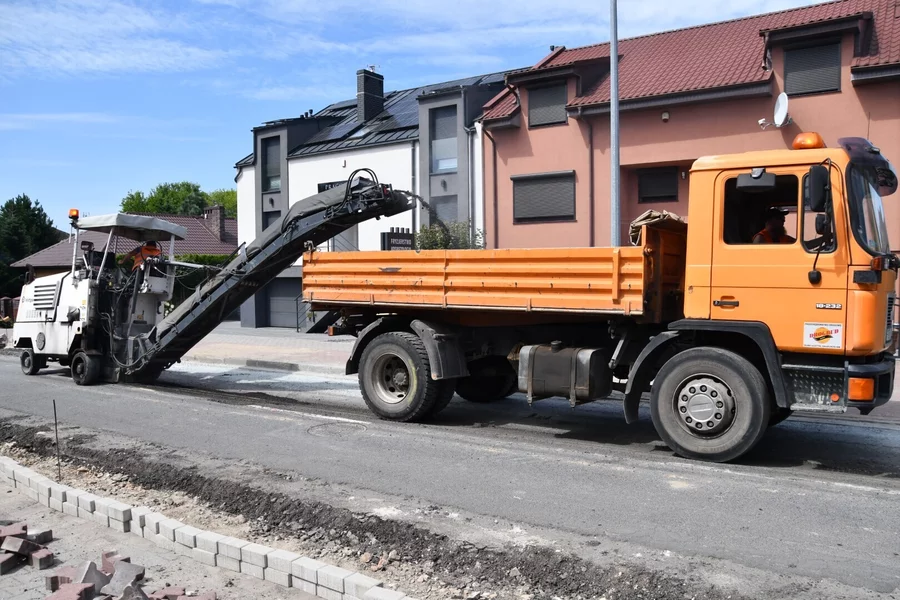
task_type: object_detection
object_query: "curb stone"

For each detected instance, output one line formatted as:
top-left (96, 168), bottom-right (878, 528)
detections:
top-left (0, 456), bottom-right (417, 600)
top-left (179, 354), bottom-right (348, 376)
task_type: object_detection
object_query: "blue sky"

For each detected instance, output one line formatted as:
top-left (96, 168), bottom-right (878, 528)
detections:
top-left (0, 0), bottom-right (825, 226)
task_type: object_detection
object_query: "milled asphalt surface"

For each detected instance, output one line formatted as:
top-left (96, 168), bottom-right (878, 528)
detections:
top-left (0, 356), bottom-right (899, 598)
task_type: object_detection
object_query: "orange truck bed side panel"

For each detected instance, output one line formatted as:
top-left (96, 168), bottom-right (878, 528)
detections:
top-left (302, 224), bottom-right (687, 322)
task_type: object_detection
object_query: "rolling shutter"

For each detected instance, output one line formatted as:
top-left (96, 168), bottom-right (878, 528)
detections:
top-left (528, 85), bottom-right (567, 126)
top-left (784, 43), bottom-right (841, 95)
top-left (512, 172), bottom-right (575, 222)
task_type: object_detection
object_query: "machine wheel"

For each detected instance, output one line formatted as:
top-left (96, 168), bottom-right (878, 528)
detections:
top-left (359, 332), bottom-right (455, 422)
top-left (650, 347), bottom-right (770, 463)
top-left (70, 351), bottom-right (100, 386)
top-left (455, 357), bottom-right (518, 404)
top-left (769, 407), bottom-right (792, 426)
top-left (21, 350), bottom-right (41, 376)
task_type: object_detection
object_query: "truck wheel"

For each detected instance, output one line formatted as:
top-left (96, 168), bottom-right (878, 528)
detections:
top-left (359, 332), bottom-right (454, 422)
top-left (650, 347), bottom-right (770, 463)
top-left (70, 351), bottom-right (100, 386)
top-left (21, 350), bottom-right (40, 376)
top-left (455, 357), bottom-right (517, 403)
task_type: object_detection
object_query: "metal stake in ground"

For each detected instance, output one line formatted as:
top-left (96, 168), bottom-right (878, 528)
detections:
top-left (53, 398), bottom-right (62, 481)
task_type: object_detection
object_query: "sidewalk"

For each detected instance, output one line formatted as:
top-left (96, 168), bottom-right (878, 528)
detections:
top-left (181, 322), bottom-right (353, 375)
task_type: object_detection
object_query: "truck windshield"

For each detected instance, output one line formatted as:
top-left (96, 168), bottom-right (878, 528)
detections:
top-left (847, 163), bottom-right (893, 256)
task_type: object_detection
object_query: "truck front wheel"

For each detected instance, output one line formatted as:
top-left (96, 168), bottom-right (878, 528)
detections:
top-left (650, 347), bottom-right (770, 463)
top-left (359, 332), bottom-right (454, 422)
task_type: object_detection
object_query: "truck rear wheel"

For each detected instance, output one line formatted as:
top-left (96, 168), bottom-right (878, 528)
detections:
top-left (359, 332), bottom-right (454, 422)
top-left (455, 357), bottom-right (517, 403)
top-left (71, 351), bottom-right (100, 386)
top-left (21, 350), bottom-right (41, 376)
top-left (650, 347), bottom-right (770, 463)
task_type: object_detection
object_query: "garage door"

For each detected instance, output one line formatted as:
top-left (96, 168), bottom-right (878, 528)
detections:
top-left (266, 278), bottom-right (302, 328)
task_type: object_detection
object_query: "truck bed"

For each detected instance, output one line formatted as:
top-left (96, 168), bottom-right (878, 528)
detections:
top-left (302, 222), bottom-right (687, 323)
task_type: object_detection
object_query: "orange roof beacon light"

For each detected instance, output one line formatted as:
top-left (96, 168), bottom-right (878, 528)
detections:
top-left (792, 132), bottom-right (826, 150)
top-left (68, 208), bottom-right (79, 221)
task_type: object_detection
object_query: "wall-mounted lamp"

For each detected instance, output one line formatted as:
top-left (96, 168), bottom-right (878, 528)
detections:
top-left (269, 197), bottom-right (274, 206)
top-left (681, 171), bottom-right (686, 180)
top-left (661, 111), bottom-right (670, 123)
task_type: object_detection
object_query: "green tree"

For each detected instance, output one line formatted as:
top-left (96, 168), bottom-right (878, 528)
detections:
top-left (0, 195), bottom-right (62, 298)
top-left (119, 181), bottom-right (209, 215)
top-left (208, 188), bottom-right (237, 217)
top-left (415, 220), bottom-right (484, 250)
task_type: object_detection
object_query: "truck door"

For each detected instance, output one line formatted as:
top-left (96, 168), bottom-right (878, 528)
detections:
top-left (710, 168), bottom-right (848, 353)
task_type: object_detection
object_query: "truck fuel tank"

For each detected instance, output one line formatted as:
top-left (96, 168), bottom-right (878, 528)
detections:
top-left (517, 343), bottom-right (612, 406)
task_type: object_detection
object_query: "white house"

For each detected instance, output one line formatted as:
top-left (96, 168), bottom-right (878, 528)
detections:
top-left (234, 68), bottom-right (509, 328)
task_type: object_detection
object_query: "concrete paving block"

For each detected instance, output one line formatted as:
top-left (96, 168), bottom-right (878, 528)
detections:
top-left (217, 537), bottom-right (248, 561)
top-left (13, 466), bottom-right (36, 484)
top-left (30, 548), bottom-right (54, 569)
top-left (174, 525), bottom-right (202, 548)
top-left (173, 543), bottom-right (194, 558)
top-left (50, 497), bottom-right (64, 512)
top-left (108, 519), bottom-right (130, 533)
top-left (215, 555), bottom-right (240, 573)
top-left (23, 486), bottom-right (40, 501)
top-left (129, 506), bottom-right (151, 528)
top-left (128, 523), bottom-right (144, 538)
top-left (77, 507), bottom-right (93, 520)
top-left (295, 579), bottom-right (317, 595)
top-left (191, 547), bottom-right (216, 566)
top-left (317, 585), bottom-right (343, 600)
top-left (100, 562), bottom-right (146, 597)
top-left (158, 519), bottom-right (184, 541)
top-left (318, 565), bottom-right (354, 593)
top-left (92, 496), bottom-right (111, 517)
top-left (1, 535), bottom-right (42, 556)
top-left (266, 549), bottom-right (301, 574)
top-left (264, 568), bottom-right (291, 587)
top-left (107, 502), bottom-right (132, 522)
top-left (32, 477), bottom-right (53, 497)
top-left (92, 511), bottom-right (110, 527)
top-left (63, 502), bottom-right (79, 517)
top-left (27, 527), bottom-right (53, 544)
top-left (291, 557), bottom-right (326, 583)
top-left (0, 552), bottom-right (22, 574)
top-left (49, 484), bottom-right (71, 503)
top-left (152, 534), bottom-right (176, 552)
top-left (142, 512), bottom-right (166, 535)
top-left (346, 573), bottom-right (383, 598)
top-left (77, 493), bottom-right (98, 512)
top-left (194, 531), bottom-right (224, 554)
top-left (143, 526), bottom-right (156, 540)
top-left (362, 588), bottom-right (406, 600)
top-left (240, 561), bottom-right (265, 580)
top-left (39, 493), bottom-right (51, 507)
top-left (240, 543), bottom-right (273, 568)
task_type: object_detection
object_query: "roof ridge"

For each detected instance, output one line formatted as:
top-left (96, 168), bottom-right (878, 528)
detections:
top-left (560, 0), bottom-right (853, 52)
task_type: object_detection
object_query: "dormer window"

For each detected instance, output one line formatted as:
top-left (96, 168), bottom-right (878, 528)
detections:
top-left (528, 83), bottom-right (567, 127)
top-left (784, 42), bottom-right (841, 96)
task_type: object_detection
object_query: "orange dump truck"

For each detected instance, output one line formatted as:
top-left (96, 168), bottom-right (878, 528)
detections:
top-left (302, 134), bottom-right (898, 462)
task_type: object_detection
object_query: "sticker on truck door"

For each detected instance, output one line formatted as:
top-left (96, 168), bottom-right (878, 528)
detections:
top-left (803, 323), bottom-right (843, 349)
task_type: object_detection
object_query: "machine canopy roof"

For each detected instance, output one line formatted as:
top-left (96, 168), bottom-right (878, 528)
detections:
top-left (75, 213), bottom-right (187, 241)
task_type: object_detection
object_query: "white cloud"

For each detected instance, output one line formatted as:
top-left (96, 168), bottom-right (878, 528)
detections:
top-left (0, 112), bottom-right (122, 130)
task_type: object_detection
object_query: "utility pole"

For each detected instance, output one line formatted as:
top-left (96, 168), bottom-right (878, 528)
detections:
top-left (609, 0), bottom-right (620, 246)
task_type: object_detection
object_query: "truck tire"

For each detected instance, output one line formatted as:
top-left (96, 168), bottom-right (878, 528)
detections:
top-left (359, 332), bottom-right (455, 422)
top-left (650, 347), bottom-right (770, 463)
top-left (455, 357), bottom-right (517, 404)
top-left (71, 351), bottom-right (100, 386)
top-left (21, 350), bottom-right (40, 376)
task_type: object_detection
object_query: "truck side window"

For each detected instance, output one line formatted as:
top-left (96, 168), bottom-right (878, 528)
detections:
top-left (723, 174), bottom-right (799, 245)
top-left (801, 174), bottom-right (836, 253)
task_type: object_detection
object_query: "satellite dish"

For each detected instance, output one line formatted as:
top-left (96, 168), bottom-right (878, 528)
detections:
top-left (773, 92), bottom-right (792, 127)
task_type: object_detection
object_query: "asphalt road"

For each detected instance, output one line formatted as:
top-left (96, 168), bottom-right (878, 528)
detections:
top-left (1, 356), bottom-right (899, 597)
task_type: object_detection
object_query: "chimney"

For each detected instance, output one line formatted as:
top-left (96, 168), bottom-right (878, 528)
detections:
top-left (357, 68), bottom-right (384, 122)
top-left (204, 205), bottom-right (226, 241)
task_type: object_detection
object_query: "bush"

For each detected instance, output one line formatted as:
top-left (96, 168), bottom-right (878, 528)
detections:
top-left (415, 220), bottom-right (484, 250)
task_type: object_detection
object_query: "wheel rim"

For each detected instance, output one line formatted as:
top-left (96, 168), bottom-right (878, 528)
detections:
top-left (21, 353), bottom-right (32, 372)
top-left (674, 375), bottom-right (736, 437)
top-left (72, 356), bottom-right (85, 382)
top-left (371, 352), bottom-right (412, 405)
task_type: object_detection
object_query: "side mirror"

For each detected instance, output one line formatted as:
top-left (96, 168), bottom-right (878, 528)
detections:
top-left (815, 213), bottom-right (830, 235)
top-left (805, 165), bottom-right (830, 212)
top-left (80, 240), bottom-right (94, 252)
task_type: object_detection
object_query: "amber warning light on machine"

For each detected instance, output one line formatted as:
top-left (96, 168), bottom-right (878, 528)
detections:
top-left (792, 132), bottom-right (826, 150)
top-left (69, 208), bottom-right (79, 220)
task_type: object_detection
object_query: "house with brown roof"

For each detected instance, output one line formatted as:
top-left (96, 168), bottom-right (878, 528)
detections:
top-left (480, 0), bottom-right (900, 249)
top-left (12, 206), bottom-right (237, 278)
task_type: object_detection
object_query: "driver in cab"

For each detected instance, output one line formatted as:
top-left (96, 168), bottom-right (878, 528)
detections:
top-left (120, 240), bottom-right (161, 271)
top-left (752, 207), bottom-right (795, 244)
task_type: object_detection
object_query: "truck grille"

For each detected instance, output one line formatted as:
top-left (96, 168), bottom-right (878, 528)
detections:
top-left (886, 294), bottom-right (896, 346)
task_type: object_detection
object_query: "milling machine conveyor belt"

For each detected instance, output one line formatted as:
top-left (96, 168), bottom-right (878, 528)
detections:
top-left (130, 173), bottom-right (414, 375)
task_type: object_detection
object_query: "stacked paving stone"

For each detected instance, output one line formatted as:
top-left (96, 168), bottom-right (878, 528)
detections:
top-left (0, 520), bottom-right (55, 573)
top-left (1, 456), bottom-right (420, 600)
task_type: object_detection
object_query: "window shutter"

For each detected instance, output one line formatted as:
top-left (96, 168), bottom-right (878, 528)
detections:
top-left (431, 106), bottom-right (457, 140)
top-left (528, 85), bottom-right (567, 126)
top-left (784, 43), bottom-right (841, 95)
top-left (513, 173), bottom-right (575, 222)
top-left (638, 167), bottom-right (678, 203)
top-left (264, 138), bottom-right (280, 178)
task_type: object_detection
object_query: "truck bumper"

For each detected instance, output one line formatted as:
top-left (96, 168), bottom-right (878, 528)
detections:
top-left (846, 353), bottom-right (895, 411)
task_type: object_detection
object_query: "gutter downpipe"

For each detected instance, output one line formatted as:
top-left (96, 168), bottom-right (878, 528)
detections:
top-left (589, 118), bottom-right (595, 247)
top-left (411, 141), bottom-right (417, 233)
top-left (483, 128), bottom-right (499, 249)
top-left (610, 0), bottom-right (621, 246)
